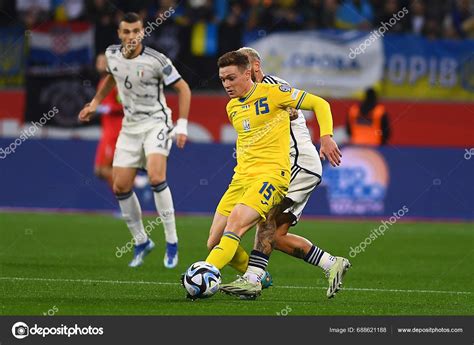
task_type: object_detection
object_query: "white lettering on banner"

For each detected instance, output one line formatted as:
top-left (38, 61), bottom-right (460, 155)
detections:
top-left (250, 32), bottom-right (383, 98)
top-left (387, 55), bottom-right (458, 87)
top-left (409, 56), bottom-right (427, 84)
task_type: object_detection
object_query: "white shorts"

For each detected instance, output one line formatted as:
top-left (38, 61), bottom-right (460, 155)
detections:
top-left (285, 168), bottom-right (321, 225)
top-left (113, 124), bottom-right (172, 168)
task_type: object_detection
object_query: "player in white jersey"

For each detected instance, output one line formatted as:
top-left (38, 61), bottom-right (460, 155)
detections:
top-left (79, 13), bottom-right (191, 269)
top-left (260, 74), bottom-right (323, 224)
top-left (218, 47), bottom-right (350, 299)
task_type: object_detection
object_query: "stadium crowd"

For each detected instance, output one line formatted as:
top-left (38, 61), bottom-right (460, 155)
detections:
top-left (1, 0), bottom-right (473, 88)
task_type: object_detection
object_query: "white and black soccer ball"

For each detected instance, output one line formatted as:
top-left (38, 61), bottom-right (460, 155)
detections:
top-left (183, 261), bottom-right (221, 299)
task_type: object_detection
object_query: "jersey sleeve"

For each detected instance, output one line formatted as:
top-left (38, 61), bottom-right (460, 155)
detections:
top-left (268, 84), bottom-right (307, 110)
top-left (104, 47), bottom-right (115, 75)
top-left (105, 55), bottom-right (111, 74)
top-left (299, 93), bottom-right (333, 137)
top-left (159, 57), bottom-right (182, 86)
top-left (269, 84), bottom-right (334, 137)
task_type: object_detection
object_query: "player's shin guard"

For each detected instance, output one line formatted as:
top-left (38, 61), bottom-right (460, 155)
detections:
top-left (206, 231), bottom-right (241, 270)
top-left (152, 181), bottom-right (177, 244)
top-left (116, 191), bottom-right (148, 245)
top-left (228, 245), bottom-right (249, 274)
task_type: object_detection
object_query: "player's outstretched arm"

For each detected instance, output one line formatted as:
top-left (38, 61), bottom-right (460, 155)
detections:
top-left (299, 93), bottom-right (342, 167)
top-left (78, 74), bottom-right (116, 122)
top-left (171, 79), bottom-right (191, 148)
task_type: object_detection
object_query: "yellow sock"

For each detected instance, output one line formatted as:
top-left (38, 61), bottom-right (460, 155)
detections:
top-left (229, 245), bottom-right (249, 274)
top-left (206, 231), bottom-right (241, 270)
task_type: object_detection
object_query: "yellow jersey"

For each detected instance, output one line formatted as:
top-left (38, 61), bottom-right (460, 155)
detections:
top-left (226, 82), bottom-right (308, 180)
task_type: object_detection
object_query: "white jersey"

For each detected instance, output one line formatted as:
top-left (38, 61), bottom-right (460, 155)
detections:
top-left (261, 75), bottom-right (322, 179)
top-left (105, 45), bottom-right (182, 134)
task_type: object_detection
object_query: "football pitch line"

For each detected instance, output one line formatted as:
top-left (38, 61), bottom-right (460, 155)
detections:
top-left (1, 276), bottom-right (471, 295)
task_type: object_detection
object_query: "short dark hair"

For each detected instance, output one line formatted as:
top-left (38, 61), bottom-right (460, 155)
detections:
top-left (121, 12), bottom-right (142, 24)
top-left (217, 51), bottom-right (250, 72)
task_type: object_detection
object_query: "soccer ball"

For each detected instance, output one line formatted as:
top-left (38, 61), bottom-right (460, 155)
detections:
top-left (183, 261), bottom-right (221, 299)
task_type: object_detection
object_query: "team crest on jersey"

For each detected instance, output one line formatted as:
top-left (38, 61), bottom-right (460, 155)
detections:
top-left (137, 65), bottom-right (145, 78)
top-left (243, 119), bottom-right (251, 131)
top-left (163, 65), bottom-right (172, 76)
top-left (279, 85), bottom-right (291, 92)
top-left (241, 104), bottom-right (250, 110)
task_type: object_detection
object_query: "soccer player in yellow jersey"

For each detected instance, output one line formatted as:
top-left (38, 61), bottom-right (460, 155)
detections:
top-left (203, 51), bottom-right (341, 297)
top-left (217, 47), bottom-right (351, 299)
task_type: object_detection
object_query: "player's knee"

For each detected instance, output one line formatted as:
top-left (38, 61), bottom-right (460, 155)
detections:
top-left (206, 237), bottom-right (218, 251)
top-left (148, 174), bottom-right (166, 187)
top-left (113, 183), bottom-right (131, 195)
top-left (226, 218), bottom-right (249, 237)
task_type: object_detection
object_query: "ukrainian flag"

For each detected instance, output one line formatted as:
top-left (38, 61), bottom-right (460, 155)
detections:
top-left (191, 21), bottom-right (218, 56)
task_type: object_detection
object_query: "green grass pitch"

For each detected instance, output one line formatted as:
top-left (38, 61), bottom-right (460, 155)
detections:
top-left (1, 213), bottom-right (472, 315)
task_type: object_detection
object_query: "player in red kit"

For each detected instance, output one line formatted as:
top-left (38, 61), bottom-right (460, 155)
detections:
top-left (94, 53), bottom-right (124, 189)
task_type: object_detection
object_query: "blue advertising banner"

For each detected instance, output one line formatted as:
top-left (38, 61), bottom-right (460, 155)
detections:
top-left (0, 140), bottom-right (472, 220)
top-left (383, 34), bottom-right (474, 101)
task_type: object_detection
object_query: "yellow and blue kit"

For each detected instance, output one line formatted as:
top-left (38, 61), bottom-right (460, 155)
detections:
top-left (216, 82), bottom-right (333, 220)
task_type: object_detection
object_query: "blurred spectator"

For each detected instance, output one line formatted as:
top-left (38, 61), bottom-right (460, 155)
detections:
top-left (5, 0), bottom-right (472, 92)
top-left (218, 1), bottom-right (244, 54)
top-left (374, 0), bottom-right (408, 33)
top-left (17, 0), bottom-right (51, 28)
top-left (422, 18), bottom-right (442, 39)
top-left (445, 0), bottom-right (474, 38)
top-left (423, 0), bottom-right (448, 22)
top-left (346, 88), bottom-right (391, 146)
top-left (17, 0), bottom-right (50, 12)
top-left (336, 0), bottom-right (374, 30)
top-left (301, 0), bottom-right (325, 29)
top-left (53, 0), bottom-right (85, 22)
top-left (271, 0), bottom-right (303, 31)
top-left (408, 0), bottom-right (426, 35)
top-left (0, 0), bottom-right (18, 26)
top-left (300, 0), bottom-right (338, 29)
top-left (143, 0), bottom-right (183, 60)
top-left (246, 0), bottom-right (273, 31)
top-left (86, 0), bottom-right (119, 54)
top-left (116, 0), bottom-right (149, 18)
top-left (321, 0), bottom-right (339, 28)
